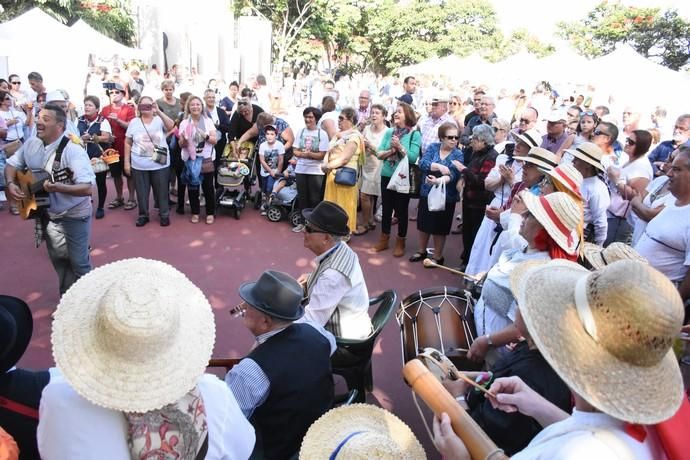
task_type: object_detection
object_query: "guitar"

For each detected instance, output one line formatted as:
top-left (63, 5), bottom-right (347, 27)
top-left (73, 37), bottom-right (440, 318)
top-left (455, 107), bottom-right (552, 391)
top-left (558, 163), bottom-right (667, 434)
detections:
top-left (15, 168), bottom-right (74, 220)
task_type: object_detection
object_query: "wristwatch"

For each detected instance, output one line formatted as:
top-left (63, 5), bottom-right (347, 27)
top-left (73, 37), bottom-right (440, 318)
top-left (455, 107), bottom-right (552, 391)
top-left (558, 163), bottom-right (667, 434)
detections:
top-left (485, 334), bottom-right (494, 347)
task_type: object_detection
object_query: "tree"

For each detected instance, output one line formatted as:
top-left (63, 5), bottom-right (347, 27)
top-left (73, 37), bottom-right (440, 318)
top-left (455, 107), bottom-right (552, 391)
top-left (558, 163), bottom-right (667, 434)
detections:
top-left (364, 0), bottom-right (504, 74)
top-left (0, 0), bottom-right (136, 46)
top-left (557, 1), bottom-right (690, 70)
top-left (235, 0), bottom-right (320, 72)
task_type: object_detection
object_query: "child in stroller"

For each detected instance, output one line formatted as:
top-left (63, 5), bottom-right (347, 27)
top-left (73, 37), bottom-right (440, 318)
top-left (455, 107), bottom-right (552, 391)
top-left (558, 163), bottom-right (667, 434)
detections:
top-left (265, 158), bottom-right (300, 225)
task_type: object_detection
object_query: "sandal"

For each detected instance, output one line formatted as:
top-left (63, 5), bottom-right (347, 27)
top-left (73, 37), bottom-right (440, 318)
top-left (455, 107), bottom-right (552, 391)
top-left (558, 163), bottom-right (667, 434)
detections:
top-left (9, 206), bottom-right (19, 216)
top-left (367, 223), bottom-right (377, 231)
top-left (353, 226), bottom-right (369, 236)
top-left (205, 215), bottom-right (215, 225)
top-left (409, 251), bottom-right (427, 262)
top-left (123, 200), bottom-right (137, 211)
top-left (108, 198), bottom-right (125, 209)
top-left (190, 215), bottom-right (200, 224)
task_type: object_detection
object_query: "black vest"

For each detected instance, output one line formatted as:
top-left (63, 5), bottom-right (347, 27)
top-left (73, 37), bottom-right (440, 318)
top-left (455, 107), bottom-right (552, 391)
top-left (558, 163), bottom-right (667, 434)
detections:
top-left (77, 116), bottom-right (106, 159)
top-left (0, 369), bottom-right (50, 460)
top-left (248, 323), bottom-right (333, 459)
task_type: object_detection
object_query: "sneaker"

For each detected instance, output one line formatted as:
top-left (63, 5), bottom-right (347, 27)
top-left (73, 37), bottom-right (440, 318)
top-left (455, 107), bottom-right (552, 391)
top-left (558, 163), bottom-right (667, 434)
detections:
top-left (160, 216), bottom-right (170, 227)
top-left (260, 210), bottom-right (267, 216)
top-left (292, 224), bottom-right (305, 233)
top-left (135, 216), bottom-right (149, 227)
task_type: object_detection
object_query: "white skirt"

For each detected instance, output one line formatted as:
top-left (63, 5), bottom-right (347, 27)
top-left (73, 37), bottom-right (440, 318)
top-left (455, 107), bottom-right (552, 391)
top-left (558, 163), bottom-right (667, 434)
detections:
top-left (466, 215), bottom-right (499, 276)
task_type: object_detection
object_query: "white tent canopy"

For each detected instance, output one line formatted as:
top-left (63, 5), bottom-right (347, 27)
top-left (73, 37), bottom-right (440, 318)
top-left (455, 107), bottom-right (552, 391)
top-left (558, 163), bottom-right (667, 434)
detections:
top-left (70, 20), bottom-right (146, 60)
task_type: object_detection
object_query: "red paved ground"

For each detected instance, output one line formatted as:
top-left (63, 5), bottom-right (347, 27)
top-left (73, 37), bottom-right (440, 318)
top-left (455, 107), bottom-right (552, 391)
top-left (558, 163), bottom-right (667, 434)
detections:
top-left (0, 180), bottom-right (466, 458)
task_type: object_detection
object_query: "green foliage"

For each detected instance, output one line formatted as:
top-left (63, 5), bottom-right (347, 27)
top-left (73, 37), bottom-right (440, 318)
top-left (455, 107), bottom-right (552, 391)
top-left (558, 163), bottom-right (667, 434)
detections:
top-left (0, 0), bottom-right (135, 46)
top-left (557, 1), bottom-right (690, 70)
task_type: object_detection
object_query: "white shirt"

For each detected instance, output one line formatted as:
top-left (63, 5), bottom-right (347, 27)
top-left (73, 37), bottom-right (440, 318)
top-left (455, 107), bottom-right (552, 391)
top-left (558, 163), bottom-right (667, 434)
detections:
top-left (512, 409), bottom-right (666, 460)
top-left (297, 246), bottom-right (372, 340)
top-left (486, 152), bottom-right (523, 206)
top-left (581, 176), bottom-right (610, 246)
top-left (0, 108), bottom-right (27, 141)
top-left (38, 372), bottom-right (255, 460)
top-left (631, 176), bottom-right (673, 246)
top-left (474, 248), bottom-right (549, 338)
top-left (635, 200), bottom-right (690, 282)
top-left (607, 157), bottom-right (653, 218)
top-left (294, 127), bottom-right (329, 175)
top-left (258, 140), bottom-right (285, 177)
top-left (125, 116), bottom-right (169, 170)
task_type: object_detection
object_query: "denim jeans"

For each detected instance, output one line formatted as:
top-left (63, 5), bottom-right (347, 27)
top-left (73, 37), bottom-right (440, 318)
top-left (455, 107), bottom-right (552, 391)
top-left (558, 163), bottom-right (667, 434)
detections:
top-left (45, 215), bottom-right (92, 295)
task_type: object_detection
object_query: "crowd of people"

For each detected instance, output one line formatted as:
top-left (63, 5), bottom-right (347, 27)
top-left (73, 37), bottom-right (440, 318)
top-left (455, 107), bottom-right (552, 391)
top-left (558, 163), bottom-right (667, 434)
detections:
top-left (1, 62), bottom-right (689, 459)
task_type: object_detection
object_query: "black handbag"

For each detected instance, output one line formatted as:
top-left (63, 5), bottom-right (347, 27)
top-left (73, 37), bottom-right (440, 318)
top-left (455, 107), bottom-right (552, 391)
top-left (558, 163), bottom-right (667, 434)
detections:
top-left (334, 166), bottom-right (358, 186)
top-left (408, 162), bottom-right (423, 198)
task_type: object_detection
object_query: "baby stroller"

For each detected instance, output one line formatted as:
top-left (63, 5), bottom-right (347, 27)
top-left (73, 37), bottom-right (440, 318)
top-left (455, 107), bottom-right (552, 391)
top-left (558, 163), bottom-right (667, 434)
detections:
top-left (265, 182), bottom-right (301, 226)
top-left (216, 141), bottom-right (260, 219)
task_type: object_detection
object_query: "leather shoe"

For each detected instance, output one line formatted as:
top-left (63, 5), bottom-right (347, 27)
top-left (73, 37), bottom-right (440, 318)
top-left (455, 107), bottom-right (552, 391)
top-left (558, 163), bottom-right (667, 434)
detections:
top-left (135, 216), bottom-right (149, 227)
top-left (160, 217), bottom-right (170, 227)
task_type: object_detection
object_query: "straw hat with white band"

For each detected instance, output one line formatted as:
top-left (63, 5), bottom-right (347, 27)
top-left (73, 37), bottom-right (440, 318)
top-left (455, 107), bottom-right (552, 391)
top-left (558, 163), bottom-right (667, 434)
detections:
top-left (510, 259), bottom-right (684, 424)
top-left (545, 163), bottom-right (583, 198)
top-left (521, 191), bottom-right (582, 255)
top-left (513, 147), bottom-right (558, 173)
top-left (51, 258), bottom-right (216, 413)
top-left (581, 242), bottom-right (648, 270)
top-left (564, 142), bottom-right (606, 172)
top-left (299, 404), bottom-right (425, 459)
top-left (513, 128), bottom-right (542, 149)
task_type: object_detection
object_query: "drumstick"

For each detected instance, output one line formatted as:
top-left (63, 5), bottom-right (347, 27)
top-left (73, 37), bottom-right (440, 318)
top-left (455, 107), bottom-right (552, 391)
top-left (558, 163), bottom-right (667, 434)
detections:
top-left (403, 360), bottom-right (505, 460)
top-left (452, 370), bottom-right (496, 399)
top-left (422, 258), bottom-right (482, 281)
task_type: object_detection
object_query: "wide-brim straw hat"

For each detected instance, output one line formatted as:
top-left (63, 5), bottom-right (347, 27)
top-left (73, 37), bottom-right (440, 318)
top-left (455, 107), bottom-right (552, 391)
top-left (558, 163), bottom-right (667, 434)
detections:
top-left (510, 259), bottom-right (684, 424)
top-left (52, 258), bottom-right (216, 413)
top-left (581, 242), bottom-right (648, 270)
top-left (299, 404), bottom-right (426, 459)
top-left (564, 142), bottom-right (606, 172)
top-left (514, 146), bottom-right (558, 172)
top-left (513, 128), bottom-right (541, 149)
top-left (545, 163), bottom-right (583, 197)
top-left (522, 191), bottom-right (581, 254)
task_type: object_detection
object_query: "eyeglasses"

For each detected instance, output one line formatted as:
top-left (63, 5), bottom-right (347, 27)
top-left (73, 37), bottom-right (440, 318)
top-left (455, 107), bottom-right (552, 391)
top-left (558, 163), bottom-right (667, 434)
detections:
top-left (581, 110), bottom-right (595, 117)
top-left (444, 135), bottom-right (459, 140)
top-left (449, 102), bottom-right (459, 106)
top-left (625, 137), bottom-right (636, 146)
top-left (519, 118), bottom-right (531, 124)
top-left (10, 81), bottom-right (20, 85)
top-left (593, 129), bottom-right (609, 137)
top-left (492, 126), bottom-right (505, 132)
top-left (229, 302), bottom-right (247, 318)
top-left (305, 225), bottom-right (328, 234)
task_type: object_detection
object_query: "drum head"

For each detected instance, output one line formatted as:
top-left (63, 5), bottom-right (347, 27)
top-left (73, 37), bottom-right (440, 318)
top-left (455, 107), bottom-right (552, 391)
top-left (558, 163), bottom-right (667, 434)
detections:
top-left (397, 286), bottom-right (481, 371)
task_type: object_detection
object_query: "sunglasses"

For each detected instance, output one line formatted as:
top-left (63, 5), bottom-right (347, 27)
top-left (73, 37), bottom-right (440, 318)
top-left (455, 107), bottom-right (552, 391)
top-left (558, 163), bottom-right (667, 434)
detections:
top-left (449, 102), bottom-right (459, 106)
top-left (519, 118), bottom-right (531, 124)
top-left (625, 137), bottom-right (636, 146)
top-left (11, 81), bottom-right (20, 85)
top-left (138, 104), bottom-right (153, 111)
top-left (229, 302), bottom-right (247, 318)
top-left (305, 225), bottom-right (328, 234)
top-left (593, 129), bottom-right (609, 137)
top-left (444, 135), bottom-right (459, 140)
top-left (581, 110), bottom-right (595, 117)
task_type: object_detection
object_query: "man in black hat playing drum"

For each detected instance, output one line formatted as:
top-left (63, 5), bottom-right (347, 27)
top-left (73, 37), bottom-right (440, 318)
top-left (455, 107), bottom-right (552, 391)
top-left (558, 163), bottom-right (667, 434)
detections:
top-left (297, 200), bottom-right (372, 340)
top-left (226, 270), bottom-right (334, 459)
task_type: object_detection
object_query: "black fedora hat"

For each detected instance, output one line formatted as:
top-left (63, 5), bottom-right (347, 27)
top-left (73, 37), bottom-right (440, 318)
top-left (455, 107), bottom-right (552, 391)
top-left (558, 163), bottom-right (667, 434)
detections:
top-left (302, 201), bottom-right (349, 236)
top-left (239, 271), bottom-right (304, 321)
top-left (0, 295), bottom-right (33, 373)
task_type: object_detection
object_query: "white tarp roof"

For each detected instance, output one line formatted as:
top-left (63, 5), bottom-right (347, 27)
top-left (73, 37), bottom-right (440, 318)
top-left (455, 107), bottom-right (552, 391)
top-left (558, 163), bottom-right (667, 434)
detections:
top-left (70, 19), bottom-right (146, 59)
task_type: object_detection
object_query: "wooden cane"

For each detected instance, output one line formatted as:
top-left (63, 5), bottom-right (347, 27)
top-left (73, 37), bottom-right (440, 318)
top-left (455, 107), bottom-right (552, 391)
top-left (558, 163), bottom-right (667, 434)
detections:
top-left (403, 359), bottom-right (506, 460)
top-left (422, 258), bottom-right (482, 282)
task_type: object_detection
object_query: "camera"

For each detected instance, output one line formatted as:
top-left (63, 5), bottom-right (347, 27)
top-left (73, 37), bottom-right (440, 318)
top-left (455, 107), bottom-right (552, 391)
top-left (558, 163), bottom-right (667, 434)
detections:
top-left (102, 82), bottom-right (117, 90)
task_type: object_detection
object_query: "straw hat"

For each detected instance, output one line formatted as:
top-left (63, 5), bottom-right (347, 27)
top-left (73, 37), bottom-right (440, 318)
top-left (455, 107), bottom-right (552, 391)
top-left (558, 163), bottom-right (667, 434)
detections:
top-left (52, 258), bottom-right (215, 413)
top-left (299, 404), bottom-right (426, 459)
top-left (581, 242), bottom-right (648, 270)
top-left (545, 163), bottom-right (583, 197)
top-left (511, 259), bottom-right (684, 424)
top-left (564, 142), bottom-right (606, 172)
top-left (513, 128), bottom-right (541, 149)
top-left (514, 147), bottom-right (558, 172)
top-left (521, 191), bottom-right (581, 254)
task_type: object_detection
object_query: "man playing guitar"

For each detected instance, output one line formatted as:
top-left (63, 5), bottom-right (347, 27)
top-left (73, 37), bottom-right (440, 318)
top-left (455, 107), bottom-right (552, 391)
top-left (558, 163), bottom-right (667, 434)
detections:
top-left (4, 103), bottom-right (95, 295)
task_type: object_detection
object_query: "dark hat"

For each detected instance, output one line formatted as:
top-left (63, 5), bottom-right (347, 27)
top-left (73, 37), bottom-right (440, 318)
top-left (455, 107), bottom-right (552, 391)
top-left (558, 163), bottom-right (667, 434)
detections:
top-left (239, 271), bottom-right (304, 321)
top-left (302, 201), bottom-right (349, 236)
top-left (0, 295), bottom-right (33, 373)
top-left (106, 82), bottom-right (125, 96)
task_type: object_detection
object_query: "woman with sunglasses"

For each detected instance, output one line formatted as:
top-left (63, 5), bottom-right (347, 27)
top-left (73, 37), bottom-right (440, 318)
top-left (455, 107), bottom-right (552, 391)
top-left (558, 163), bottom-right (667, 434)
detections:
top-left (410, 122), bottom-right (464, 265)
top-left (605, 129), bottom-right (653, 245)
top-left (321, 107), bottom-right (365, 234)
top-left (448, 95), bottom-right (466, 131)
top-left (374, 102), bottom-right (422, 257)
top-left (123, 96), bottom-right (175, 227)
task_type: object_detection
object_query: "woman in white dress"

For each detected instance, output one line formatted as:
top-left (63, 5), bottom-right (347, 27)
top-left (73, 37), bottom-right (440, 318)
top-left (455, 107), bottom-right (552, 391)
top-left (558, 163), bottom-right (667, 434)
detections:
top-left (355, 104), bottom-right (387, 235)
top-left (466, 119), bottom-right (521, 276)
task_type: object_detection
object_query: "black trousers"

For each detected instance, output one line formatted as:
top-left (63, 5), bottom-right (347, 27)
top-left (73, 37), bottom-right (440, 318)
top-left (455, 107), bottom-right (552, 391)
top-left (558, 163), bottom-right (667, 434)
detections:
top-left (461, 204), bottom-right (486, 264)
top-left (381, 175), bottom-right (410, 237)
top-left (187, 172), bottom-right (216, 216)
top-left (95, 170), bottom-right (107, 209)
top-left (296, 173), bottom-right (324, 210)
